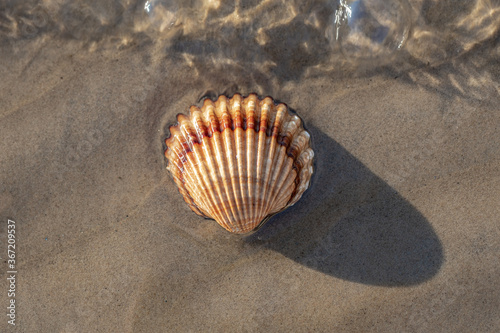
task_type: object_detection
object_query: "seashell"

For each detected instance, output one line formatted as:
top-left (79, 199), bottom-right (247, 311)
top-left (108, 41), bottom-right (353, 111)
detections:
top-left (164, 93), bottom-right (314, 234)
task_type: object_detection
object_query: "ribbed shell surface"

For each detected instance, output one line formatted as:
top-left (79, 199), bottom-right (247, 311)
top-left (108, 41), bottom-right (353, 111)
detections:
top-left (165, 93), bottom-right (314, 234)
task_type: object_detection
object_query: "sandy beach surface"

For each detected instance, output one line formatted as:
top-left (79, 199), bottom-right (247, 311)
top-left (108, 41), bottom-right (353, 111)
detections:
top-left (1, 0), bottom-right (499, 332)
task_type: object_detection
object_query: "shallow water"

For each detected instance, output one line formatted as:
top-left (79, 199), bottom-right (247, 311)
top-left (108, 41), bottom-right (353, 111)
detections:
top-left (1, 0), bottom-right (500, 332)
top-left (2, 0), bottom-right (499, 81)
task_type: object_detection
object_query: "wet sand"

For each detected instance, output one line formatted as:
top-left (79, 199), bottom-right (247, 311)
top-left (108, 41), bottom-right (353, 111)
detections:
top-left (1, 0), bottom-right (500, 332)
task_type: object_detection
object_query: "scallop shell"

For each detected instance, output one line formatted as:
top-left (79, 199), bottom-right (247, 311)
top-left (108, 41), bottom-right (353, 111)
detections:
top-left (164, 93), bottom-right (314, 234)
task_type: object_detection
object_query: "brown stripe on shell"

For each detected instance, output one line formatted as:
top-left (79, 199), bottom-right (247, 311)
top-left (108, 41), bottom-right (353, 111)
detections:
top-left (230, 94), bottom-right (243, 130)
top-left (215, 95), bottom-right (233, 131)
top-left (202, 100), bottom-right (220, 135)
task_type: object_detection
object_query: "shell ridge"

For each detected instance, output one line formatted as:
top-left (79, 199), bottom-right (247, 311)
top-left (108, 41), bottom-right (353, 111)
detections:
top-left (169, 134), bottom-right (192, 203)
top-left (289, 148), bottom-right (314, 206)
top-left (264, 115), bottom-right (300, 212)
top-left (254, 100), bottom-right (269, 225)
top-left (176, 123), bottom-right (193, 155)
top-left (170, 134), bottom-right (220, 220)
top-left (232, 95), bottom-right (250, 230)
top-left (201, 105), bottom-right (237, 231)
top-left (190, 144), bottom-right (228, 224)
top-left (226, 96), bottom-right (251, 232)
top-left (245, 96), bottom-right (258, 229)
top-left (267, 154), bottom-right (295, 214)
top-left (215, 96), bottom-right (245, 232)
top-left (191, 109), bottom-right (209, 143)
top-left (170, 167), bottom-right (204, 216)
top-left (174, 124), bottom-right (209, 213)
top-left (224, 97), bottom-right (249, 231)
top-left (183, 113), bottom-right (228, 227)
top-left (259, 104), bottom-right (288, 217)
top-left (213, 130), bottom-right (241, 231)
top-left (182, 165), bottom-right (210, 216)
top-left (261, 147), bottom-right (287, 216)
top-left (271, 169), bottom-right (298, 213)
top-left (200, 138), bottom-right (233, 230)
top-left (182, 147), bottom-right (218, 218)
top-left (179, 115), bottom-right (201, 152)
top-left (267, 116), bottom-right (307, 210)
top-left (285, 131), bottom-right (311, 205)
top-left (223, 129), bottom-right (245, 231)
top-left (257, 136), bottom-right (275, 221)
top-left (256, 101), bottom-right (281, 220)
top-left (236, 129), bottom-right (249, 229)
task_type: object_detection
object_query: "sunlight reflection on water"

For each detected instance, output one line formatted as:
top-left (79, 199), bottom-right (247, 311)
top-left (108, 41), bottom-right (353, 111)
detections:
top-left (143, 0), bottom-right (179, 32)
top-left (1, 0), bottom-right (499, 87)
top-left (327, 0), bottom-right (411, 65)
